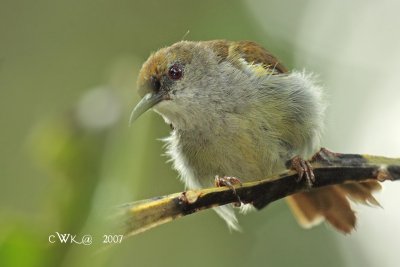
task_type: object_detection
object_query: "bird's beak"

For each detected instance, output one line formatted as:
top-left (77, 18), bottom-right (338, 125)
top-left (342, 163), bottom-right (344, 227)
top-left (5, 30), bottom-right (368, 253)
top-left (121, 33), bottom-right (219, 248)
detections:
top-left (129, 92), bottom-right (164, 125)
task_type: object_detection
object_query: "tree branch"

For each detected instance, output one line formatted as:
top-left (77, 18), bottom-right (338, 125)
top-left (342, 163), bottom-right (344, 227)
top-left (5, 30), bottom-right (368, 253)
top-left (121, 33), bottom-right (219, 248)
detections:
top-left (115, 151), bottom-right (400, 237)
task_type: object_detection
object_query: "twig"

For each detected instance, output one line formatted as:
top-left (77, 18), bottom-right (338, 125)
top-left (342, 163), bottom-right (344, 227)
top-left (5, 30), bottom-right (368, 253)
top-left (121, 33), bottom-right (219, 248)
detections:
top-left (115, 151), bottom-right (400, 237)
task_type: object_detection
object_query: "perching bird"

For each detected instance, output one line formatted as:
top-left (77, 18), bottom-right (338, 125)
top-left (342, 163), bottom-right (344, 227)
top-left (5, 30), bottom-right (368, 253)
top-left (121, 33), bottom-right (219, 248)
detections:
top-left (130, 40), bottom-right (381, 233)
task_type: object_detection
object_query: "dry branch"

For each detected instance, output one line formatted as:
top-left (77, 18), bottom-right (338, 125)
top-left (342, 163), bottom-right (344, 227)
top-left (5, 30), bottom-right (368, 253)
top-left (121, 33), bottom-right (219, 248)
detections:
top-left (115, 150), bottom-right (400, 237)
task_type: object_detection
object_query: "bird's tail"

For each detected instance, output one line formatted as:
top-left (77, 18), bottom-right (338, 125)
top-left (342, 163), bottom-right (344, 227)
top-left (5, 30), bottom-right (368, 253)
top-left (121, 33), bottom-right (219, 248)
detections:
top-left (286, 181), bottom-right (381, 233)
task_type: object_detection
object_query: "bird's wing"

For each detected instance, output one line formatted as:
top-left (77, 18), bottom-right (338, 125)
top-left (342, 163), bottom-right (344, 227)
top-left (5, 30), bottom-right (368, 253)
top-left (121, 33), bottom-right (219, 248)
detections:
top-left (206, 40), bottom-right (287, 74)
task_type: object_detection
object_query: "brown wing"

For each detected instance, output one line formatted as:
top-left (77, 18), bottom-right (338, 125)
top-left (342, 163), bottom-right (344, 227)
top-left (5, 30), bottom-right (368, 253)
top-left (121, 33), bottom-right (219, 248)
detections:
top-left (205, 40), bottom-right (288, 74)
top-left (230, 41), bottom-right (288, 73)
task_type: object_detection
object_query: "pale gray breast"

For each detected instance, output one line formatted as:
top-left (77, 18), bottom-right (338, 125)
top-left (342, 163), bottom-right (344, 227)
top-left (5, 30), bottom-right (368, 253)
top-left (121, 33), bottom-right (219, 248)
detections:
top-left (168, 117), bottom-right (287, 188)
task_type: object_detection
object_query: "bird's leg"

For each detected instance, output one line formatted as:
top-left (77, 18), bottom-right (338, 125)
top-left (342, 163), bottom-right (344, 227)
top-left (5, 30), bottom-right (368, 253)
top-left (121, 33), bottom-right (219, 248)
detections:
top-left (287, 148), bottom-right (339, 188)
top-left (287, 156), bottom-right (315, 188)
top-left (214, 176), bottom-right (243, 206)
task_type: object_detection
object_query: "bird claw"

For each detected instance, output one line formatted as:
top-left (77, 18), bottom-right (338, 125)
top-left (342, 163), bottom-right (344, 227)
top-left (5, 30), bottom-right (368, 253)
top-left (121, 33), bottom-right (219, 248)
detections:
top-left (215, 176), bottom-right (242, 189)
top-left (215, 176), bottom-right (243, 206)
top-left (311, 147), bottom-right (339, 164)
top-left (289, 156), bottom-right (315, 188)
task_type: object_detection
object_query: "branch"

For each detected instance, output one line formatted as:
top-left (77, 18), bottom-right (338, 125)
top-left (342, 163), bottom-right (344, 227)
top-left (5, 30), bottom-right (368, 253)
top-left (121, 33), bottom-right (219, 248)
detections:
top-left (115, 151), bottom-right (400, 237)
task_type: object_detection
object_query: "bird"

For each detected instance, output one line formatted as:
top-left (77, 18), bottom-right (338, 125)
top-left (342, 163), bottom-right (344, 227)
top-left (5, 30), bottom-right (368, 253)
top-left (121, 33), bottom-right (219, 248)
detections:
top-left (130, 40), bottom-right (381, 233)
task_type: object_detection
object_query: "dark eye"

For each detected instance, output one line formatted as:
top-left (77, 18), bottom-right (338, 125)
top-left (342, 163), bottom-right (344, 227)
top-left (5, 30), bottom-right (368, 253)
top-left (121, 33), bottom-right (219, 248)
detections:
top-left (168, 64), bottom-right (183, 80)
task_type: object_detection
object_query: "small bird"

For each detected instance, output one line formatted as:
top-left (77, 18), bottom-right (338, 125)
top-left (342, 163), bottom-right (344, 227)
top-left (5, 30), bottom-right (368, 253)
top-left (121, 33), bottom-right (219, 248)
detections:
top-left (130, 40), bottom-right (381, 233)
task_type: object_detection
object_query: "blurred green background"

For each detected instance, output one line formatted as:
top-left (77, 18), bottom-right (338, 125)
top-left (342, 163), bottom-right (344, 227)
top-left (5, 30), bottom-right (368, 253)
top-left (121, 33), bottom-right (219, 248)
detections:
top-left (1, 0), bottom-right (400, 266)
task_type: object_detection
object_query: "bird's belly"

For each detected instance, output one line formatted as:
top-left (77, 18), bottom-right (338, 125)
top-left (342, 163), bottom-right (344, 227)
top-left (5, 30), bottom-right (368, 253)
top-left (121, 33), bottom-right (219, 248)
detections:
top-left (167, 130), bottom-right (286, 188)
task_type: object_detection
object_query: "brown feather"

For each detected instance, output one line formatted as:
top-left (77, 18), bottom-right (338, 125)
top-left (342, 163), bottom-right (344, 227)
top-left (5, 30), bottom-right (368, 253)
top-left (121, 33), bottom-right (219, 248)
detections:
top-left (230, 41), bottom-right (288, 73)
top-left (286, 182), bottom-right (381, 233)
top-left (206, 40), bottom-right (287, 74)
top-left (337, 181), bottom-right (382, 206)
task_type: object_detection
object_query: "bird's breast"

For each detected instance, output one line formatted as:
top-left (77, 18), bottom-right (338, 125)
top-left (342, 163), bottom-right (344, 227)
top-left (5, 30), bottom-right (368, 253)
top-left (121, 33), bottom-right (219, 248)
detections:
top-left (165, 122), bottom-right (286, 188)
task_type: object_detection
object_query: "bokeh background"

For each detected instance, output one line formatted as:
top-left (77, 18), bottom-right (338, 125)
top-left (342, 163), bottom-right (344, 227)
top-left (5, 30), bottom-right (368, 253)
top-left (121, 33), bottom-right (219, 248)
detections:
top-left (1, 0), bottom-right (400, 266)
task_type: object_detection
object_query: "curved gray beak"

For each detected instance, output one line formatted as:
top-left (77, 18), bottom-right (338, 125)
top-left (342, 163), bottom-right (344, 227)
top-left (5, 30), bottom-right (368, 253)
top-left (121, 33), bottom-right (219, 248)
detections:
top-left (129, 93), bottom-right (164, 126)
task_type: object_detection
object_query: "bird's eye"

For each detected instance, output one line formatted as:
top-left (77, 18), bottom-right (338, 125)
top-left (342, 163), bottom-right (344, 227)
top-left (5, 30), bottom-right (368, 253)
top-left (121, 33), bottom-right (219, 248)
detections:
top-left (168, 64), bottom-right (183, 80)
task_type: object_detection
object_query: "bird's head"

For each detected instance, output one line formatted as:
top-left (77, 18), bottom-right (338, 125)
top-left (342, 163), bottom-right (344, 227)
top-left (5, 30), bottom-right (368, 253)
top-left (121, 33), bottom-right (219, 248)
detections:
top-left (130, 40), bottom-right (285, 129)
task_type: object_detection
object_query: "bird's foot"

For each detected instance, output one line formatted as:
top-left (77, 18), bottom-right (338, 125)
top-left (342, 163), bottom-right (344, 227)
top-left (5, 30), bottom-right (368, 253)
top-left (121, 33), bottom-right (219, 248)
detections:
top-left (311, 147), bottom-right (340, 164)
top-left (215, 176), bottom-right (242, 206)
top-left (287, 156), bottom-right (315, 188)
